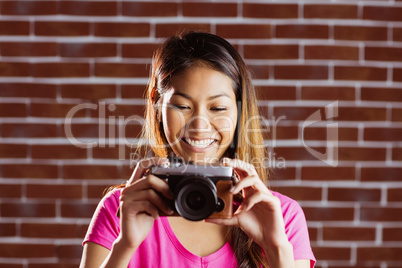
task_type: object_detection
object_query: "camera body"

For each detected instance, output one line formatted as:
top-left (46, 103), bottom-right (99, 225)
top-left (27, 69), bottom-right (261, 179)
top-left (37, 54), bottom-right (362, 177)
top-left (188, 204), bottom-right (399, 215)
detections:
top-left (150, 161), bottom-right (234, 221)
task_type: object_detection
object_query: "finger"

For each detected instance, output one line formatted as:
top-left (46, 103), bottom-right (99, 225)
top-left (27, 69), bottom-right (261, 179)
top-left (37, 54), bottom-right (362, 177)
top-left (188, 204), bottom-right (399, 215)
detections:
top-left (121, 200), bottom-right (160, 220)
top-left (124, 174), bottom-right (174, 200)
top-left (230, 174), bottom-right (266, 195)
top-left (128, 157), bottom-right (169, 184)
top-left (204, 216), bottom-right (239, 227)
top-left (129, 189), bottom-right (174, 215)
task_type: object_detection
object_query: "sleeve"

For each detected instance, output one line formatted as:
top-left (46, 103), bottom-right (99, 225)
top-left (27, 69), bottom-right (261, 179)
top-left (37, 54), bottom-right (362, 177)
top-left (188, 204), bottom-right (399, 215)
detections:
top-left (82, 189), bottom-right (121, 250)
top-left (276, 192), bottom-right (316, 268)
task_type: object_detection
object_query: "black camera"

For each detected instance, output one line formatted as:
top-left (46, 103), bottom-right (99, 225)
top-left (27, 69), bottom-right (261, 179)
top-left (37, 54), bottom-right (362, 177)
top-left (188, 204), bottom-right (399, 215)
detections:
top-left (150, 160), bottom-right (235, 221)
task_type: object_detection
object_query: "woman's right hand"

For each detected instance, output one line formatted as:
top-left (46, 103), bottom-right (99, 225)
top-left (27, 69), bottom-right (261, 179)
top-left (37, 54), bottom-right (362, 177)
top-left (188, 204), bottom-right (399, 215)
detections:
top-left (116, 157), bottom-right (175, 250)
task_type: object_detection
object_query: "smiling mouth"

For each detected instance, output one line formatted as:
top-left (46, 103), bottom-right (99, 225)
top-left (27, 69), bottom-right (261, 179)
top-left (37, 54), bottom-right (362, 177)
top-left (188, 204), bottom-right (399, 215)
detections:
top-left (183, 138), bottom-right (216, 148)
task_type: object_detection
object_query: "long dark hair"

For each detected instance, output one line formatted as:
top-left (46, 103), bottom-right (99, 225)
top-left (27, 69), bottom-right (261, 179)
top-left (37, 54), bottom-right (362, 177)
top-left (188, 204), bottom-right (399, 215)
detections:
top-left (137, 31), bottom-right (270, 268)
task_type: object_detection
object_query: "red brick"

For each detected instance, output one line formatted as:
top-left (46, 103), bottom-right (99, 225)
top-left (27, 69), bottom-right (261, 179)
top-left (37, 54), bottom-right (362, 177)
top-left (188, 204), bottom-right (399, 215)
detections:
top-left (273, 186), bottom-right (322, 201)
top-left (35, 21), bottom-right (90, 36)
top-left (361, 167), bottom-right (402, 182)
top-left (271, 167), bottom-right (296, 181)
top-left (155, 23), bottom-right (210, 38)
top-left (243, 4), bottom-right (298, 19)
top-left (88, 184), bottom-right (112, 199)
top-left (393, 148), bottom-right (402, 161)
top-left (0, 62), bottom-right (30, 77)
top-left (305, 45), bottom-right (358, 60)
top-left (364, 127), bottom-right (402, 141)
top-left (27, 184), bottom-right (82, 199)
top-left (274, 65), bottom-right (328, 80)
top-left (394, 27), bottom-right (402, 42)
top-left (94, 63), bottom-right (149, 78)
top-left (57, 244), bottom-right (82, 259)
top-left (0, 223), bottom-right (16, 237)
top-left (0, 21), bottom-right (29, 35)
top-left (358, 247), bottom-right (402, 261)
top-left (276, 24), bottom-right (329, 39)
top-left (31, 103), bottom-right (87, 118)
top-left (63, 164), bottom-right (119, 179)
top-left (272, 126), bottom-right (299, 140)
top-left (1, 123), bottom-right (59, 138)
top-left (122, 43), bottom-right (159, 59)
top-left (216, 24), bottom-right (271, 39)
top-left (302, 86), bottom-right (355, 101)
top-left (313, 246), bottom-right (351, 261)
top-left (365, 46), bottom-right (402, 62)
top-left (0, 103), bottom-right (27, 117)
top-left (302, 166), bottom-right (355, 181)
top-left (304, 206), bottom-right (354, 221)
top-left (363, 6), bottom-right (402, 22)
top-left (21, 223), bottom-right (83, 238)
top-left (274, 146), bottom-right (326, 161)
top-left (339, 147), bottom-right (386, 161)
top-left (383, 228), bottom-right (402, 241)
top-left (33, 63), bottom-right (90, 77)
top-left (335, 25), bottom-right (388, 41)
top-left (248, 65), bottom-right (270, 79)
top-left (1, 202), bottom-right (56, 218)
top-left (1, 1), bottom-right (57, 15)
top-left (255, 86), bottom-right (296, 101)
top-left (274, 106), bottom-right (326, 121)
top-left (65, 123), bottom-right (99, 138)
top-left (60, 43), bottom-right (117, 58)
top-left (304, 4), bottom-right (358, 19)
top-left (0, 243), bottom-right (55, 258)
top-left (244, 45), bottom-right (298, 59)
top-left (335, 66), bottom-right (387, 81)
top-left (328, 187), bottom-right (381, 202)
top-left (303, 127), bottom-right (358, 141)
top-left (323, 227), bottom-right (376, 241)
top-left (0, 144), bottom-right (27, 158)
top-left (29, 263), bottom-right (77, 268)
top-left (61, 84), bottom-right (116, 100)
top-left (0, 184), bottom-right (22, 198)
top-left (1, 42), bottom-right (57, 57)
top-left (122, 2), bottom-right (178, 17)
top-left (61, 202), bottom-right (97, 218)
top-left (361, 87), bottom-right (402, 102)
top-left (392, 108), bottom-right (402, 121)
top-left (94, 23), bottom-right (150, 37)
top-left (121, 84), bottom-right (148, 99)
top-left (2, 164), bottom-right (58, 179)
top-left (338, 107), bottom-right (386, 121)
top-left (0, 83), bottom-right (57, 98)
top-left (89, 104), bottom-right (144, 119)
top-left (183, 3), bottom-right (237, 17)
top-left (388, 188), bottom-right (402, 202)
top-left (31, 144), bottom-right (87, 159)
top-left (60, 1), bottom-right (117, 16)
top-left (394, 68), bottom-right (402, 82)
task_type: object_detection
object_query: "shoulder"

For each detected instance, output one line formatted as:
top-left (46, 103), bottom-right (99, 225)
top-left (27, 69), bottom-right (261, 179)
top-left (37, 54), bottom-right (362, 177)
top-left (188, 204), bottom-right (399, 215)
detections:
top-left (95, 188), bottom-right (122, 214)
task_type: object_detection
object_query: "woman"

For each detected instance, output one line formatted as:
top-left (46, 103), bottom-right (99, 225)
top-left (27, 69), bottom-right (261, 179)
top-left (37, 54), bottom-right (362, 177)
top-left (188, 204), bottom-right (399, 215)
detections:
top-left (80, 31), bottom-right (316, 268)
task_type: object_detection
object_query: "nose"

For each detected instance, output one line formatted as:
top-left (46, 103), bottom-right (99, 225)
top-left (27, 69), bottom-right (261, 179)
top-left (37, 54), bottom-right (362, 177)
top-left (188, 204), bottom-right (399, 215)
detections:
top-left (187, 109), bottom-right (212, 134)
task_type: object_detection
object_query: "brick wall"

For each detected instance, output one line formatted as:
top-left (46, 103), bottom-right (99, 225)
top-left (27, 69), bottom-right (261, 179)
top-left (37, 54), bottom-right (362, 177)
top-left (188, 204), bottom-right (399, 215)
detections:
top-left (0, 1), bottom-right (401, 267)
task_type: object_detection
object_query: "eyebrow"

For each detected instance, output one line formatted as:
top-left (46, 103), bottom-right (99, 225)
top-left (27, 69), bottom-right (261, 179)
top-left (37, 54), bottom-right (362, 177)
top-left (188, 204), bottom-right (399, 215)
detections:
top-left (172, 92), bottom-right (231, 100)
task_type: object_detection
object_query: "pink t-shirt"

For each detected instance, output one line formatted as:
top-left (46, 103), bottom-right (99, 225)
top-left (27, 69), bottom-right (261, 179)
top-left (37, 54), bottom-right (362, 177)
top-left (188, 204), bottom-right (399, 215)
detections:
top-left (83, 189), bottom-right (316, 267)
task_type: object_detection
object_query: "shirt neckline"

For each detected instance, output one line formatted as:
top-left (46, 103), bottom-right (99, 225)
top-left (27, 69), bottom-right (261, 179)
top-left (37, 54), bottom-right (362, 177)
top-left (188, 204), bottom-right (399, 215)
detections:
top-left (160, 216), bottom-right (232, 264)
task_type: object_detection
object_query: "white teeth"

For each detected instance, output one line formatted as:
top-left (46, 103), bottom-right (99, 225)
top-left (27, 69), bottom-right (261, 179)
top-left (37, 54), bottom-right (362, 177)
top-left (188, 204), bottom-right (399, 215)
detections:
top-left (185, 138), bottom-right (215, 148)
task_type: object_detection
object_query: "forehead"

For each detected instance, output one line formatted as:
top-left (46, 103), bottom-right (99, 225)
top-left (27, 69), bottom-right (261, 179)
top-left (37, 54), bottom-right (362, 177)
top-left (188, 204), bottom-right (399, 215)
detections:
top-left (168, 64), bottom-right (236, 99)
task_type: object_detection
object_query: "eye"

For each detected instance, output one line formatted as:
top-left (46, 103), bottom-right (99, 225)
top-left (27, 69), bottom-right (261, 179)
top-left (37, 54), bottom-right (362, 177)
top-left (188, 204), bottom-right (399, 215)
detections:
top-left (210, 107), bottom-right (228, 112)
top-left (172, 104), bottom-right (190, 110)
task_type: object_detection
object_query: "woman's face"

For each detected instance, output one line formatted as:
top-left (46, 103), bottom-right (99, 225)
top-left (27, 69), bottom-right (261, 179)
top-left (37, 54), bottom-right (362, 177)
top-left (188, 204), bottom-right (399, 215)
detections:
top-left (161, 64), bottom-right (238, 163)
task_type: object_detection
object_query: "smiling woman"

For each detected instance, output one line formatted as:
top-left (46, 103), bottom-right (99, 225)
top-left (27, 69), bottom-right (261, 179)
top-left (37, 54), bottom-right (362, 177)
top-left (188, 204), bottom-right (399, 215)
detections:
top-left (80, 31), bottom-right (316, 268)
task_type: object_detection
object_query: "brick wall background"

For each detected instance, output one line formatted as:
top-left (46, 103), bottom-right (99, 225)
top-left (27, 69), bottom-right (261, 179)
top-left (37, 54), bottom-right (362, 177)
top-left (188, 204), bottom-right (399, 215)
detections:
top-left (0, 0), bottom-right (401, 267)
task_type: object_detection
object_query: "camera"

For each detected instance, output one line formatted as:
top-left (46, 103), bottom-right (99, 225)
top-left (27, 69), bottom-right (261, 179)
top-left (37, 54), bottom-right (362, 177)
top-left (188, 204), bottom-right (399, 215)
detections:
top-left (150, 160), bottom-right (235, 221)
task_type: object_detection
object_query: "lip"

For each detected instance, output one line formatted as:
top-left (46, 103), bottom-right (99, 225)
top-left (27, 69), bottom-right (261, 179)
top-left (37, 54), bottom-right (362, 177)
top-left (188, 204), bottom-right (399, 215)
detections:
top-left (181, 137), bottom-right (218, 152)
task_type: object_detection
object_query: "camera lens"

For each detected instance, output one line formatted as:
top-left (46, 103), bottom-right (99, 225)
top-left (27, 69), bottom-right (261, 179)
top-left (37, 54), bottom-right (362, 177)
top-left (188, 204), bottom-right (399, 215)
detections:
top-left (186, 191), bottom-right (205, 210)
top-left (174, 176), bottom-right (217, 221)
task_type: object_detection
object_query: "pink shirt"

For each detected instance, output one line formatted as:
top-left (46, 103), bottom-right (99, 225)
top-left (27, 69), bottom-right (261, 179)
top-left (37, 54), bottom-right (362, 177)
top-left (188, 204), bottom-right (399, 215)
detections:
top-left (83, 189), bottom-right (316, 267)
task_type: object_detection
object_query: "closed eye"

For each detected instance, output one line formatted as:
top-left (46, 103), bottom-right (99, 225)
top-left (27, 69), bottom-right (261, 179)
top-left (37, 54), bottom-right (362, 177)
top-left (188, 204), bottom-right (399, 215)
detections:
top-left (172, 104), bottom-right (190, 110)
top-left (211, 107), bottom-right (227, 111)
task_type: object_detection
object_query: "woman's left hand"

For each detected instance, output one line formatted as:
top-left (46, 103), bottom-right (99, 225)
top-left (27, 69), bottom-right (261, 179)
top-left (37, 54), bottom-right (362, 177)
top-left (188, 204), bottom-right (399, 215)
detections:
top-left (205, 159), bottom-right (293, 262)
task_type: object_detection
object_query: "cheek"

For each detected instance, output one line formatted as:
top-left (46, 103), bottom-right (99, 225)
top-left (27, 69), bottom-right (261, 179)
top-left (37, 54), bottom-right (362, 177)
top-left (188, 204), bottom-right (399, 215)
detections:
top-left (162, 109), bottom-right (186, 140)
